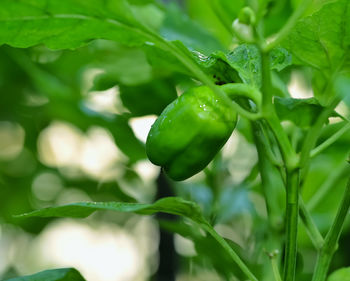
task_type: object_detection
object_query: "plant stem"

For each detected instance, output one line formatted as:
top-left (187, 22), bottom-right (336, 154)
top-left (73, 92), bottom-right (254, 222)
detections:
top-left (300, 100), bottom-right (340, 168)
top-left (311, 175), bottom-right (350, 281)
top-left (267, 114), bottom-right (299, 170)
top-left (283, 169), bottom-right (300, 281)
top-left (253, 122), bottom-right (285, 228)
top-left (310, 122), bottom-right (350, 158)
top-left (259, 46), bottom-right (300, 281)
top-left (255, 121), bottom-right (323, 250)
top-left (264, 0), bottom-right (312, 51)
top-left (221, 83), bottom-right (262, 108)
top-left (202, 223), bottom-right (259, 281)
top-left (299, 197), bottom-right (324, 249)
top-left (271, 254), bottom-right (283, 281)
top-left (260, 51), bottom-right (273, 111)
top-left (261, 51), bottom-right (296, 168)
top-left (260, 51), bottom-right (298, 169)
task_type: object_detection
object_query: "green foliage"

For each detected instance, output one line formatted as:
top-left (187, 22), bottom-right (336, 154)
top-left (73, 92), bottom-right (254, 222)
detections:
top-left (283, 0), bottom-right (350, 70)
top-left (4, 268), bottom-right (85, 281)
top-left (0, 0), bottom-right (148, 49)
top-left (274, 97), bottom-right (333, 128)
top-left (0, 0), bottom-right (349, 281)
top-left (282, 0), bottom-right (350, 104)
top-left (15, 197), bottom-right (206, 224)
top-left (327, 267), bottom-right (350, 281)
top-left (160, 3), bottom-right (224, 55)
top-left (119, 78), bottom-right (178, 116)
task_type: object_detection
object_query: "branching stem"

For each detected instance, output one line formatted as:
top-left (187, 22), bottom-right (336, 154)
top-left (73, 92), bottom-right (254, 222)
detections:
top-left (312, 175), bottom-right (350, 281)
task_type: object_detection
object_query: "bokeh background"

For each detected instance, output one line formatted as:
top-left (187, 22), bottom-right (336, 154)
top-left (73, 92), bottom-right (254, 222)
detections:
top-left (1, 0), bottom-right (350, 280)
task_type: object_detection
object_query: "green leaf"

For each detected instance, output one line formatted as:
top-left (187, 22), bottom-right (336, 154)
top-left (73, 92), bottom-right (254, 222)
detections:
top-left (270, 47), bottom-right (293, 71)
top-left (4, 268), bottom-right (86, 281)
top-left (120, 78), bottom-right (177, 116)
top-left (334, 75), bottom-right (350, 107)
top-left (160, 3), bottom-right (224, 55)
top-left (0, 0), bottom-right (148, 49)
top-left (128, 0), bottom-right (156, 5)
top-left (274, 97), bottom-right (322, 128)
top-left (3, 47), bottom-right (146, 163)
top-left (143, 44), bottom-right (192, 76)
top-left (110, 115), bottom-right (147, 162)
top-left (186, 0), bottom-right (241, 47)
top-left (14, 197), bottom-right (253, 280)
top-left (192, 51), bottom-right (241, 84)
top-left (15, 197), bottom-right (206, 224)
top-left (91, 46), bottom-right (153, 88)
top-left (132, 4), bottom-right (164, 31)
top-left (328, 267), bottom-right (350, 281)
top-left (225, 45), bottom-right (292, 87)
top-left (225, 44), bottom-right (261, 88)
top-left (192, 45), bottom-right (292, 87)
top-left (274, 97), bottom-right (337, 128)
top-left (282, 0), bottom-right (350, 71)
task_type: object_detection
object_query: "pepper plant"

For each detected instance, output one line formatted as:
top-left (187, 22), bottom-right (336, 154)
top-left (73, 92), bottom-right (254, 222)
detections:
top-left (0, 0), bottom-right (350, 281)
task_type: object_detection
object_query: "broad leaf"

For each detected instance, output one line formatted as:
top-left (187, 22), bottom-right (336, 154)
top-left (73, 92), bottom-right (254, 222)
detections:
top-left (119, 78), bottom-right (177, 116)
top-left (192, 51), bottom-right (241, 84)
top-left (143, 44), bottom-right (192, 76)
top-left (4, 268), bottom-right (85, 281)
top-left (335, 75), bottom-right (350, 107)
top-left (160, 4), bottom-right (224, 55)
top-left (91, 46), bottom-right (153, 88)
top-left (193, 45), bottom-right (292, 87)
top-left (282, 0), bottom-right (350, 104)
top-left (0, 0), bottom-right (148, 49)
top-left (328, 267), bottom-right (350, 281)
top-left (282, 0), bottom-right (350, 71)
top-left (131, 4), bottom-right (164, 31)
top-left (226, 45), bottom-right (292, 87)
top-left (274, 97), bottom-right (335, 128)
top-left (270, 47), bottom-right (293, 72)
top-left (186, 0), bottom-right (241, 47)
top-left (225, 44), bottom-right (262, 87)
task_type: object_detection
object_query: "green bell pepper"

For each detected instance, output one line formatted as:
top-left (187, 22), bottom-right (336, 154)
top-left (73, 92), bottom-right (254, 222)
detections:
top-left (146, 85), bottom-right (237, 181)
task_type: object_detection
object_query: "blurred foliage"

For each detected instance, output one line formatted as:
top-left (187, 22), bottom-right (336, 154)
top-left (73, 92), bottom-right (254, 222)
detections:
top-left (0, 0), bottom-right (349, 281)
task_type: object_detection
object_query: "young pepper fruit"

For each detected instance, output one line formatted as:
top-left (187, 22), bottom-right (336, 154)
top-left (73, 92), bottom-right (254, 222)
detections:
top-left (146, 85), bottom-right (237, 181)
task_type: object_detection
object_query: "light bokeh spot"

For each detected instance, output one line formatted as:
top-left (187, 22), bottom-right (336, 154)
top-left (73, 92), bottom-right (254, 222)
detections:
top-left (0, 122), bottom-right (25, 161)
top-left (129, 115), bottom-right (157, 143)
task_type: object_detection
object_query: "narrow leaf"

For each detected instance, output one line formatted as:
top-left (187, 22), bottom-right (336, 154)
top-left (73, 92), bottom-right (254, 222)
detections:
top-left (15, 197), bottom-right (206, 224)
top-left (15, 197), bottom-right (255, 280)
top-left (4, 268), bottom-right (85, 281)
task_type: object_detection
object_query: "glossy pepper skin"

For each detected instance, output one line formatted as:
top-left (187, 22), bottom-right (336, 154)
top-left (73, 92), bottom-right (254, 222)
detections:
top-left (146, 86), bottom-right (237, 181)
